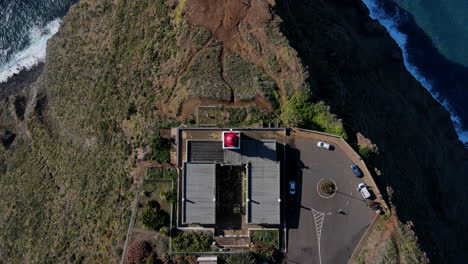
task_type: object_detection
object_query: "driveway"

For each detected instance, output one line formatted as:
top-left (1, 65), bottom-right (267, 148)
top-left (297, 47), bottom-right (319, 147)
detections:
top-left (285, 136), bottom-right (376, 264)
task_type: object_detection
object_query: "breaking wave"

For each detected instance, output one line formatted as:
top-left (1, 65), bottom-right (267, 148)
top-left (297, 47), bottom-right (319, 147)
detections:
top-left (361, 0), bottom-right (468, 145)
top-left (0, 19), bottom-right (61, 83)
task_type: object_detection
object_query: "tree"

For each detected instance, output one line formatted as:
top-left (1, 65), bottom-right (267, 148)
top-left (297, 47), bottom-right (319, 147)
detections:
top-left (226, 253), bottom-right (255, 264)
top-left (141, 207), bottom-right (168, 231)
top-left (126, 241), bottom-right (152, 264)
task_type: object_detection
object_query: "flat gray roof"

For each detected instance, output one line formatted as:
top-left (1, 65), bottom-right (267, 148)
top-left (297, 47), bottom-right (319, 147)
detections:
top-left (242, 140), bottom-right (280, 225)
top-left (183, 162), bottom-right (216, 225)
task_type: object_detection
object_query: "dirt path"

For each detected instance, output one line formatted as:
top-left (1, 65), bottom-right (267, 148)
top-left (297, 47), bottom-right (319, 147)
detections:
top-left (164, 37), bottom-right (220, 103)
top-left (219, 47), bottom-right (235, 102)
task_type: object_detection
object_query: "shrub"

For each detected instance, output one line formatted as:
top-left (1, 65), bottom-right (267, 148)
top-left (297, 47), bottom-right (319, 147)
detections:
top-left (141, 207), bottom-right (168, 231)
top-left (147, 167), bottom-right (163, 179)
top-left (159, 226), bottom-right (169, 237)
top-left (281, 92), bottom-right (347, 138)
top-left (162, 168), bottom-right (177, 179)
top-left (126, 241), bottom-right (152, 264)
top-left (358, 146), bottom-right (378, 161)
top-left (226, 252), bottom-right (255, 264)
top-left (160, 189), bottom-right (177, 204)
top-left (252, 244), bottom-right (278, 260)
top-left (320, 181), bottom-right (336, 194)
top-left (172, 231), bottom-right (212, 252)
top-left (250, 230), bottom-right (279, 248)
top-left (148, 134), bottom-right (171, 163)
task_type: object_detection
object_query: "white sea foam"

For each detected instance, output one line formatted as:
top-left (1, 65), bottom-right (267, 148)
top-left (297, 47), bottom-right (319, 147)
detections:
top-left (361, 0), bottom-right (468, 145)
top-left (0, 18), bottom-right (62, 83)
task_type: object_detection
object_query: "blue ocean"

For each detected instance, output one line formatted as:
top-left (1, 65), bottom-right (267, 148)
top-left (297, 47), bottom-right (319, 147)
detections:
top-left (0, 0), bottom-right (77, 82)
top-left (0, 0), bottom-right (466, 145)
top-left (361, 0), bottom-right (468, 145)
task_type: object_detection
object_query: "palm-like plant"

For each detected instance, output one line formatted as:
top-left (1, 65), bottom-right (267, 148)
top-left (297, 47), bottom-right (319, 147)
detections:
top-left (226, 252), bottom-right (255, 264)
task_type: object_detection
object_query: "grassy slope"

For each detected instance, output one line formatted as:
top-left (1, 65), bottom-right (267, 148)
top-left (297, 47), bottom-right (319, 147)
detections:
top-left (0, 0), bottom-right (180, 262)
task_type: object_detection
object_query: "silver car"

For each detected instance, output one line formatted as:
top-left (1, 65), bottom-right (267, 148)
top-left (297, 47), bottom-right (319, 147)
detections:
top-left (317, 141), bottom-right (331, 150)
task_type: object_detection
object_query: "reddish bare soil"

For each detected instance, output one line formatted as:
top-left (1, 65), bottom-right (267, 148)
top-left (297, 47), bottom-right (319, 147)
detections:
top-left (186, 0), bottom-right (273, 53)
top-left (159, 0), bottom-right (306, 120)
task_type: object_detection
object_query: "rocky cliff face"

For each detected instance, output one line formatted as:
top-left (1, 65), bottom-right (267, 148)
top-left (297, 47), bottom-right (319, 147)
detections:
top-left (276, 0), bottom-right (468, 262)
top-left (0, 0), bottom-right (466, 263)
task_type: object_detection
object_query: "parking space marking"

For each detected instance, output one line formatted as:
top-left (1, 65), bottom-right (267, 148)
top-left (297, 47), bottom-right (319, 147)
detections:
top-left (313, 209), bottom-right (325, 264)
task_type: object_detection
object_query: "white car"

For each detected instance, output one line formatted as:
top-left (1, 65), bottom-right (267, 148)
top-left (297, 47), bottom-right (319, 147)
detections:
top-left (317, 141), bottom-right (331, 150)
top-left (357, 183), bottom-right (371, 199)
top-left (289, 181), bottom-right (296, 194)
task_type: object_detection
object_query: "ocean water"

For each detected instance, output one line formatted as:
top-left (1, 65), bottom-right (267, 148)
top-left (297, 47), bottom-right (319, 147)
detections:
top-left (0, 0), bottom-right (77, 83)
top-left (361, 0), bottom-right (468, 145)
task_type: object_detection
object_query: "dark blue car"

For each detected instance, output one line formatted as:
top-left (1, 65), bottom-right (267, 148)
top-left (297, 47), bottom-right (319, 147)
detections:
top-left (351, 164), bottom-right (362, 177)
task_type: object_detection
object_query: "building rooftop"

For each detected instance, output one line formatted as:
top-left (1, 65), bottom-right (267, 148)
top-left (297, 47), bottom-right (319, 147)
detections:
top-left (241, 140), bottom-right (280, 225)
top-left (188, 140), bottom-right (223, 162)
top-left (180, 129), bottom-right (283, 227)
top-left (183, 162), bottom-right (216, 225)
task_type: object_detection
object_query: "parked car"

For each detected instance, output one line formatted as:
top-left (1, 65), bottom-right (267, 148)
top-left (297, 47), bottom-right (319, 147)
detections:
top-left (317, 141), bottom-right (331, 150)
top-left (289, 181), bottom-right (296, 194)
top-left (351, 164), bottom-right (362, 177)
top-left (357, 183), bottom-right (371, 199)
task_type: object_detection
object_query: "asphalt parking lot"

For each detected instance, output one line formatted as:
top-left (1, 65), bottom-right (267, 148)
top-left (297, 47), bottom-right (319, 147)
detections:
top-left (285, 136), bottom-right (376, 264)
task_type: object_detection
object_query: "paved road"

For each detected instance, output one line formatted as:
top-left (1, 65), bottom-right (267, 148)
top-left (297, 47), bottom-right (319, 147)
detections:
top-left (285, 137), bottom-right (375, 264)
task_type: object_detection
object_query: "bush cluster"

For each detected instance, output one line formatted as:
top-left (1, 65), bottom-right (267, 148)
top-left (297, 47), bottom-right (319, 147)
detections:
top-left (226, 253), bottom-right (255, 264)
top-left (141, 201), bottom-right (169, 231)
top-left (321, 181), bottom-right (336, 194)
top-left (160, 189), bottom-right (177, 204)
top-left (148, 134), bottom-right (171, 163)
top-left (250, 230), bottom-right (279, 248)
top-left (281, 92), bottom-right (347, 138)
top-left (171, 231), bottom-right (212, 252)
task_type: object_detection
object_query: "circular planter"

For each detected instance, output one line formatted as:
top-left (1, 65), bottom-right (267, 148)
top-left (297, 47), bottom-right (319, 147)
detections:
top-left (317, 178), bottom-right (337, 198)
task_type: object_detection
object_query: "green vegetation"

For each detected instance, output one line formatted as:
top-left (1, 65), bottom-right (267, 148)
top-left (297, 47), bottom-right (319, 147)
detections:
top-left (226, 252), bottom-right (256, 264)
top-left (141, 201), bottom-right (169, 231)
top-left (220, 105), bottom-right (279, 127)
top-left (320, 180), bottom-right (336, 195)
top-left (224, 51), bottom-right (279, 107)
top-left (171, 231), bottom-right (212, 252)
top-left (148, 134), bottom-right (171, 163)
top-left (252, 244), bottom-right (279, 260)
top-left (147, 167), bottom-right (177, 180)
top-left (174, 0), bottom-right (187, 24)
top-left (250, 230), bottom-right (279, 248)
top-left (358, 146), bottom-right (374, 160)
top-left (281, 92), bottom-right (347, 138)
top-left (267, 53), bottom-right (281, 74)
top-left (159, 226), bottom-right (169, 237)
top-left (160, 189), bottom-right (177, 204)
top-left (180, 47), bottom-right (231, 101)
top-left (190, 25), bottom-right (212, 47)
top-left (358, 146), bottom-right (379, 163)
